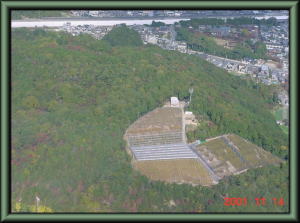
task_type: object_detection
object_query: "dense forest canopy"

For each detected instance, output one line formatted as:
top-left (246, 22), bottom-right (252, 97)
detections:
top-left (11, 27), bottom-right (288, 212)
top-left (102, 24), bottom-right (143, 47)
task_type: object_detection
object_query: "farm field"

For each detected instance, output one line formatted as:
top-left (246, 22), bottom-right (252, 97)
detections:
top-left (132, 159), bottom-right (214, 186)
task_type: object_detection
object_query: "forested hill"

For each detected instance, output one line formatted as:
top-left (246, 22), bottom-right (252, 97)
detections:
top-left (11, 28), bottom-right (288, 212)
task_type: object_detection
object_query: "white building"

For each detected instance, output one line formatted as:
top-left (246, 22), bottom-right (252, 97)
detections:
top-left (185, 111), bottom-right (193, 115)
top-left (146, 35), bottom-right (158, 44)
top-left (171, 97), bottom-right (179, 107)
top-left (89, 11), bottom-right (99, 17)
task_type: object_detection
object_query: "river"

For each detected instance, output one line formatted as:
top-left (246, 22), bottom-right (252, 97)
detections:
top-left (11, 15), bottom-right (288, 28)
top-left (11, 18), bottom-right (190, 28)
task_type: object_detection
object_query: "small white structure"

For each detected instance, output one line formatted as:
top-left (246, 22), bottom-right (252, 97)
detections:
top-left (185, 111), bottom-right (198, 126)
top-left (170, 97), bottom-right (179, 107)
top-left (185, 111), bottom-right (193, 115)
top-left (146, 35), bottom-right (157, 44)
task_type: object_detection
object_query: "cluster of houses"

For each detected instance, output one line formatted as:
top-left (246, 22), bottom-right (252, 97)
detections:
top-left (58, 22), bottom-right (113, 40)
top-left (130, 21), bottom-right (289, 88)
top-left (68, 10), bottom-right (287, 19)
top-left (277, 91), bottom-right (289, 106)
top-left (186, 50), bottom-right (287, 86)
top-left (172, 19), bottom-right (289, 87)
top-left (260, 22), bottom-right (289, 79)
top-left (69, 10), bottom-right (184, 18)
top-left (131, 24), bottom-right (188, 53)
top-left (198, 24), bottom-right (259, 40)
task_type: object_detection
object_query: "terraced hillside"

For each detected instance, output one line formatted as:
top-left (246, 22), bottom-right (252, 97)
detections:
top-left (125, 107), bottom-right (184, 147)
top-left (227, 134), bottom-right (282, 166)
top-left (126, 107), bottom-right (183, 136)
top-left (124, 106), bottom-right (196, 161)
top-left (193, 134), bottom-right (283, 180)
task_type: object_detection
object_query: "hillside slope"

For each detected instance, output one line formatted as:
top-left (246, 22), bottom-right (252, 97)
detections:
top-left (11, 28), bottom-right (288, 212)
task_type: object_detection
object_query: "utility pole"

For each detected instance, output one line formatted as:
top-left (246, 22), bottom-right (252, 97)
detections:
top-left (35, 195), bottom-right (40, 212)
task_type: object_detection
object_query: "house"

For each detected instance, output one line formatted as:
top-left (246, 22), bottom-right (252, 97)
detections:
top-left (261, 65), bottom-right (269, 75)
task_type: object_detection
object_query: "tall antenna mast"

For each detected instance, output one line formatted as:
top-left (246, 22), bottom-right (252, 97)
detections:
top-left (189, 87), bottom-right (194, 105)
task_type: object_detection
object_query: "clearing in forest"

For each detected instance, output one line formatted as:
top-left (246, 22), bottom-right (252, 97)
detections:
top-left (194, 134), bottom-right (283, 179)
top-left (124, 99), bottom-right (283, 186)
